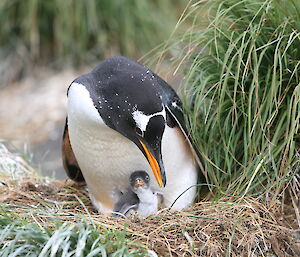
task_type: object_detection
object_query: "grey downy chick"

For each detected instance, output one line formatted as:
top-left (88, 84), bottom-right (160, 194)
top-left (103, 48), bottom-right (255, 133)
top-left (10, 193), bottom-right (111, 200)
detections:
top-left (112, 189), bottom-right (139, 217)
top-left (113, 170), bottom-right (159, 217)
top-left (130, 170), bottom-right (159, 217)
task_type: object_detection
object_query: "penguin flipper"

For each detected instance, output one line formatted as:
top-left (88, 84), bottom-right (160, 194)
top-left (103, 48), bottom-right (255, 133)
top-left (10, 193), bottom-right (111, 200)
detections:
top-left (156, 75), bottom-right (205, 177)
top-left (112, 204), bottom-right (138, 217)
top-left (62, 118), bottom-right (85, 182)
top-left (113, 190), bottom-right (139, 217)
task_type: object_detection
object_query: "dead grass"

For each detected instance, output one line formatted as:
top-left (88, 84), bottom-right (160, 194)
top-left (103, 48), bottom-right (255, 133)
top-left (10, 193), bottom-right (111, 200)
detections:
top-left (1, 143), bottom-right (299, 256)
top-left (0, 174), bottom-right (299, 256)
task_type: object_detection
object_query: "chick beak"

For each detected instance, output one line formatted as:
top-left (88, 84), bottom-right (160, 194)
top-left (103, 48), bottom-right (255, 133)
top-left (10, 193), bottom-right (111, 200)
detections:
top-left (135, 178), bottom-right (145, 187)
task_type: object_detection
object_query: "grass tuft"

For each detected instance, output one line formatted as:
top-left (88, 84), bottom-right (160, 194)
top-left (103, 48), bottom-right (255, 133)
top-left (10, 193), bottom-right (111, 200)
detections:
top-left (0, 142), bottom-right (35, 181)
top-left (0, 211), bottom-right (147, 257)
top-left (172, 0), bottom-right (300, 199)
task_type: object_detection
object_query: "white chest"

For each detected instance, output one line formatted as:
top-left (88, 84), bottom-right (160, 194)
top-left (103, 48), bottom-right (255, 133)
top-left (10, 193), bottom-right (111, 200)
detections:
top-left (67, 83), bottom-right (150, 195)
top-left (136, 189), bottom-right (158, 216)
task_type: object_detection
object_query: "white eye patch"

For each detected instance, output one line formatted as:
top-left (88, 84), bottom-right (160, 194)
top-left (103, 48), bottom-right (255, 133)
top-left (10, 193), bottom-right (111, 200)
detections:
top-left (132, 107), bottom-right (166, 132)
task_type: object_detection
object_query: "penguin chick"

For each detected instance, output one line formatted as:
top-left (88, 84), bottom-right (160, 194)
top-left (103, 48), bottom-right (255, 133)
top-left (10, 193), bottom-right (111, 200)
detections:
top-left (112, 190), bottom-right (139, 217)
top-left (130, 170), bottom-right (159, 217)
top-left (113, 170), bottom-right (159, 217)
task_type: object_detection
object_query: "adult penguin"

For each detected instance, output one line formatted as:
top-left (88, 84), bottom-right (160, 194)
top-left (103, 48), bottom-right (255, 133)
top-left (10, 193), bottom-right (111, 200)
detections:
top-left (62, 56), bottom-right (203, 214)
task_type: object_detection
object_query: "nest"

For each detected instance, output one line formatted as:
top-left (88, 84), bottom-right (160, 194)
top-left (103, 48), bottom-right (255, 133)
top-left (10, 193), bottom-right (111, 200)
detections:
top-left (1, 175), bottom-right (299, 257)
top-left (0, 143), bottom-right (299, 256)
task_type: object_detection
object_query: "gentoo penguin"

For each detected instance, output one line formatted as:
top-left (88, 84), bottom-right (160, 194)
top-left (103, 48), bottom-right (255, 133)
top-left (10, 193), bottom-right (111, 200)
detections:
top-left (62, 56), bottom-right (203, 214)
top-left (113, 170), bottom-right (159, 217)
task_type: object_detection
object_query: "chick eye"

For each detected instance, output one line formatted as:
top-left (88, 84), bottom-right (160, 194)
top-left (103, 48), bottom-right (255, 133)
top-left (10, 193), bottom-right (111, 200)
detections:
top-left (145, 176), bottom-right (150, 181)
top-left (135, 127), bottom-right (144, 137)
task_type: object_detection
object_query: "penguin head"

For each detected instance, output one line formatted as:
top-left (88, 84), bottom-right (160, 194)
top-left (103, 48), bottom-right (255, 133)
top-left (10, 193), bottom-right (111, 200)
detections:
top-left (73, 56), bottom-right (168, 187)
top-left (112, 102), bottom-right (167, 188)
top-left (129, 170), bottom-right (151, 191)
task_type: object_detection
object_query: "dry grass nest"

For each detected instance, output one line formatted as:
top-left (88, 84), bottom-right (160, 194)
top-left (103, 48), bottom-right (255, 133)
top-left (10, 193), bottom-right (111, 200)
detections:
top-left (0, 143), bottom-right (299, 256)
top-left (0, 174), bottom-right (299, 257)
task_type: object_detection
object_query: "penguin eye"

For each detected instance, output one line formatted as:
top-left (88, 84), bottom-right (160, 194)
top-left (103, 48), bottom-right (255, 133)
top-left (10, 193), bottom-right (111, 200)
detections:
top-left (135, 127), bottom-right (144, 137)
top-left (145, 175), bottom-right (150, 181)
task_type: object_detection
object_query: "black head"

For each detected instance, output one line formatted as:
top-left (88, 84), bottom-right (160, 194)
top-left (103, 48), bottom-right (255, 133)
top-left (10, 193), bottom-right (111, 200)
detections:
top-left (73, 56), bottom-right (167, 187)
top-left (129, 170), bottom-right (150, 190)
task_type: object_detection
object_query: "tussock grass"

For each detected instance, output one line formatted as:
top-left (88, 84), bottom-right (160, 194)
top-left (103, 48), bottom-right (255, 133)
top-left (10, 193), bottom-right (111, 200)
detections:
top-left (171, 0), bottom-right (300, 199)
top-left (0, 0), bottom-right (184, 67)
top-left (0, 213), bottom-right (147, 257)
top-left (0, 143), bottom-right (35, 181)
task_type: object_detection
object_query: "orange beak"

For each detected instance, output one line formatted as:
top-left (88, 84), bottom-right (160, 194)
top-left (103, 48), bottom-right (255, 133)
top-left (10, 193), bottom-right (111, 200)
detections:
top-left (139, 140), bottom-right (164, 187)
top-left (135, 179), bottom-right (145, 187)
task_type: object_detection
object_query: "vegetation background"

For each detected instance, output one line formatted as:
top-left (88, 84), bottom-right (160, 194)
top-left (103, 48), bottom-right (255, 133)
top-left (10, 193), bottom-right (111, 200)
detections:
top-left (0, 0), bottom-right (186, 178)
top-left (0, 0), bottom-right (299, 256)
